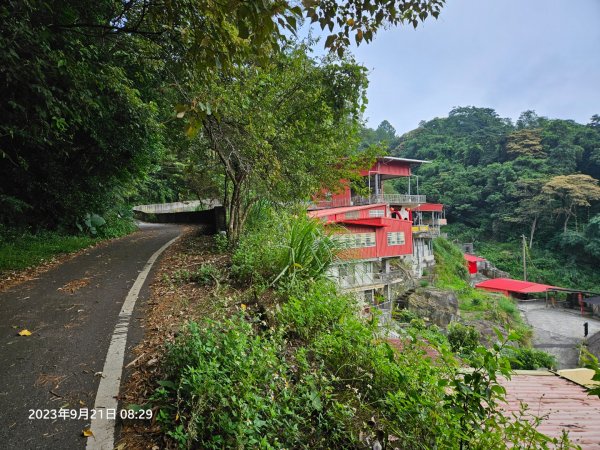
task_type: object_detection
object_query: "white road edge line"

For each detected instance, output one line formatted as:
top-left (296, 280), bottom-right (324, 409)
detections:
top-left (86, 234), bottom-right (180, 450)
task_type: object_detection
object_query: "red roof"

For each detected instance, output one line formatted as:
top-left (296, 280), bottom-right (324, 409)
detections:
top-left (500, 373), bottom-right (600, 447)
top-left (414, 203), bottom-right (444, 212)
top-left (464, 254), bottom-right (486, 263)
top-left (307, 203), bottom-right (387, 218)
top-left (338, 218), bottom-right (385, 228)
top-left (475, 278), bottom-right (558, 294)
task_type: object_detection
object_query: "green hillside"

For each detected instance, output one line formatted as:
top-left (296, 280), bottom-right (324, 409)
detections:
top-left (366, 108), bottom-right (600, 290)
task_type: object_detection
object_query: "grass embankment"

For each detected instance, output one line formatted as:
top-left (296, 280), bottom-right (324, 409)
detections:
top-left (432, 237), bottom-right (561, 369)
top-left (432, 238), bottom-right (525, 329)
top-left (119, 209), bottom-right (572, 449)
top-left (0, 215), bottom-right (137, 276)
top-left (0, 231), bottom-right (97, 272)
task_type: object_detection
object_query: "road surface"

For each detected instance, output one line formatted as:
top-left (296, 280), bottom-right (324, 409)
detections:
top-left (0, 223), bottom-right (181, 449)
top-left (519, 301), bottom-right (600, 369)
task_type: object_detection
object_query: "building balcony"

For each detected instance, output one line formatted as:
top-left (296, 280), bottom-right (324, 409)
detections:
top-left (412, 225), bottom-right (430, 234)
top-left (334, 270), bottom-right (410, 290)
top-left (352, 193), bottom-right (426, 207)
top-left (412, 224), bottom-right (445, 239)
top-left (423, 218), bottom-right (447, 226)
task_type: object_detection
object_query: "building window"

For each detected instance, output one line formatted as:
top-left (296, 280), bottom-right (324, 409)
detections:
top-left (369, 209), bottom-right (384, 218)
top-left (387, 232), bottom-right (405, 246)
top-left (334, 232), bottom-right (376, 248)
top-left (345, 211), bottom-right (359, 219)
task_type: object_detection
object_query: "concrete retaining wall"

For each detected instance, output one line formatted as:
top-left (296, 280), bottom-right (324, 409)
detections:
top-left (133, 205), bottom-right (226, 235)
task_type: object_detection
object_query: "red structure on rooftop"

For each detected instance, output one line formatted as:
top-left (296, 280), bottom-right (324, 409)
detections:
top-left (311, 156), bottom-right (430, 210)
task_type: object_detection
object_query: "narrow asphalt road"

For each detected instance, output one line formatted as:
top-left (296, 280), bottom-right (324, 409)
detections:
top-left (0, 223), bottom-right (181, 449)
top-left (519, 301), bottom-right (600, 369)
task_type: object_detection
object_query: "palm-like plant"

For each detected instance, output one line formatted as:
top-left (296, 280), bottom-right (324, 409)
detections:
top-left (272, 216), bottom-right (337, 286)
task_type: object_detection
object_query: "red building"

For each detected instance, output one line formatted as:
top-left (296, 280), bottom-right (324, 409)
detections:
top-left (464, 254), bottom-right (486, 275)
top-left (312, 156), bottom-right (427, 210)
top-left (309, 157), bottom-right (446, 315)
top-left (308, 204), bottom-right (413, 260)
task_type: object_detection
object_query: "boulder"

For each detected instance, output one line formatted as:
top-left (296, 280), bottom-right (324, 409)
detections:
top-left (406, 287), bottom-right (459, 327)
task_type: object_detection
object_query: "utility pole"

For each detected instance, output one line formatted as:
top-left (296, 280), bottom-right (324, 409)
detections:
top-left (522, 234), bottom-right (527, 281)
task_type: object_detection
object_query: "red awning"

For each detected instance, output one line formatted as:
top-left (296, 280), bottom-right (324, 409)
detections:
top-left (308, 203), bottom-right (387, 218)
top-left (475, 278), bottom-right (558, 294)
top-left (414, 203), bottom-right (444, 212)
top-left (339, 218), bottom-right (386, 228)
top-left (464, 254), bottom-right (486, 262)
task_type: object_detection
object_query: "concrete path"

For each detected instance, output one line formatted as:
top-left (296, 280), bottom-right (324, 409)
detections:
top-left (519, 301), bottom-right (600, 369)
top-left (0, 223), bottom-right (181, 449)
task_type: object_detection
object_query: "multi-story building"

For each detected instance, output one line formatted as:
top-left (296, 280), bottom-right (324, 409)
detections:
top-left (308, 157), bottom-right (447, 315)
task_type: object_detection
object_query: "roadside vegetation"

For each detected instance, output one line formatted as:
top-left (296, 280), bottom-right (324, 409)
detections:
top-left (123, 205), bottom-right (573, 449)
top-left (0, 210), bottom-right (136, 276)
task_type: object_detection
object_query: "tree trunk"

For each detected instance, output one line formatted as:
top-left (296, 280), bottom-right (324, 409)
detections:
top-left (529, 214), bottom-right (537, 249)
top-left (228, 180), bottom-right (242, 246)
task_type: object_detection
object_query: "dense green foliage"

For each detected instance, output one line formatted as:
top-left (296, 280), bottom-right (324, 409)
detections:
top-left (0, 0), bottom-right (166, 230)
top-left (151, 210), bottom-right (574, 449)
top-left (362, 108), bottom-right (600, 290)
top-left (1, 0), bottom-right (444, 237)
top-left (447, 322), bottom-right (480, 354)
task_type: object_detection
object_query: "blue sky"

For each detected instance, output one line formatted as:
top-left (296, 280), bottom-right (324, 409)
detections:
top-left (329, 0), bottom-right (600, 134)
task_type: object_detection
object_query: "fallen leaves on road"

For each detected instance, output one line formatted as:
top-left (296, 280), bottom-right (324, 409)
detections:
top-left (57, 277), bottom-right (91, 294)
top-left (35, 373), bottom-right (67, 389)
top-left (82, 429), bottom-right (94, 437)
top-left (18, 329), bottom-right (32, 336)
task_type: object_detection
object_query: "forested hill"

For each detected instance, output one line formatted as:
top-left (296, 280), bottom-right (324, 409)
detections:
top-left (367, 107), bottom-right (600, 290)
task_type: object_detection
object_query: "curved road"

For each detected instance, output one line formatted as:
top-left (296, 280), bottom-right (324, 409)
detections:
top-left (519, 301), bottom-right (600, 369)
top-left (0, 223), bottom-right (181, 449)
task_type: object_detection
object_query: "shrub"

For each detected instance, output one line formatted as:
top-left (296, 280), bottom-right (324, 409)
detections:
top-left (153, 279), bottom-right (573, 449)
top-left (392, 308), bottom-right (419, 323)
top-left (232, 208), bottom-right (335, 288)
top-left (152, 317), bottom-right (355, 449)
top-left (271, 216), bottom-right (336, 286)
top-left (447, 322), bottom-right (480, 354)
top-left (502, 346), bottom-right (557, 370)
top-left (213, 232), bottom-right (228, 253)
top-left (170, 264), bottom-right (223, 287)
top-left (190, 263), bottom-right (222, 286)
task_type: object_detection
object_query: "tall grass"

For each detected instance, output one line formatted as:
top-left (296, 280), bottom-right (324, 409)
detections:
top-left (0, 231), bottom-right (97, 272)
top-left (0, 211), bottom-right (136, 273)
